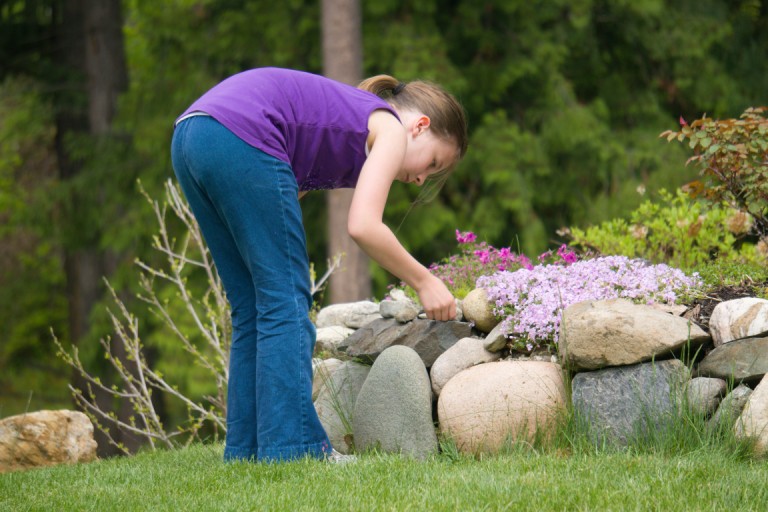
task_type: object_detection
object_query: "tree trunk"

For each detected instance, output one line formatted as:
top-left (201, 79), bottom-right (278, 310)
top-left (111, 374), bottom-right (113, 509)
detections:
top-left (54, 0), bottom-right (136, 456)
top-left (321, 0), bottom-right (372, 303)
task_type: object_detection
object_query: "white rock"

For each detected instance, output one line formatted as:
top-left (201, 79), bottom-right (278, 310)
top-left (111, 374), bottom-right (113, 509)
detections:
top-left (710, 298), bottom-right (768, 347)
top-left (315, 326), bottom-right (355, 353)
top-left (735, 374), bottom-right (768, 456)
top-left (315, 301), bottom-right (381, 329)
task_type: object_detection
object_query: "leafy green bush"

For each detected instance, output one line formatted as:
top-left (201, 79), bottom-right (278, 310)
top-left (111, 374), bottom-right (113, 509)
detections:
top-left (566, 188), bottom-right (764, 272)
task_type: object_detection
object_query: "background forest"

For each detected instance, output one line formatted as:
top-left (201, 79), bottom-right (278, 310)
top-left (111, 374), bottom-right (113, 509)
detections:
top-left (1, 0), bottom-right (766, 454)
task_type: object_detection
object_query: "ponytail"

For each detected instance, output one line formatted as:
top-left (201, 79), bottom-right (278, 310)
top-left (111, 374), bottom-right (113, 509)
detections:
top-left (358, 74), bottom-right (468, 158)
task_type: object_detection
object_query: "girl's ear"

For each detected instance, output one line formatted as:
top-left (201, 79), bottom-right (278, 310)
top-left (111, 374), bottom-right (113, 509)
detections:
top-left (412, 115), bottom-right (431, 136)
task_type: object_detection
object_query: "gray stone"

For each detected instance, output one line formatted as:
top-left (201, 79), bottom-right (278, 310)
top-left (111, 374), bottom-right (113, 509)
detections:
top-left (483, 322), bottom-right (508, 352)
top-left (0, 410), bottom-right (98, 473)
top-left (571, 359), bottom-right (690, 446)
top-left (430, 337), bottom-right (502, 396)
top-left (315, 301), bottom-right (381, 329)
top-left (709, 385), bottom-right (753, 431)
top-left (696, 336), bottom-right (768, 384)
top-left (337, 318), bottom-right (472, 367)
top-left (685, 377), bottom-right (726, 416)
top-left (314, 361), bottom-right (371, 454)
top-left (710, 298), bottom-right (768, 347)
top-left (560, 299), bottom-right (710, 371)
top-left (312, 358), bottom-right (344, 400)
top-left (353, 345), bottom-right (437, 459)
top-left (380, 297), bottom-right (420, 323)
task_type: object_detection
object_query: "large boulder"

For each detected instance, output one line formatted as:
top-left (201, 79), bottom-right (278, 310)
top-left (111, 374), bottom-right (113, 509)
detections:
top-left (353, 346), bottom-right (437, 459)
top-left (709, 298), bottom-right (768, 347)
top-left (314, 361), bottom-right (371, 454)
top-left (571, 359), bottom-right (690, 446)
top-left (559, 299), bottom-right (710, 371)
top-left (0, 410), bottom-right (98, 473)
top-left (696, 336), bottom-right (768, 384)
top-left (437, 361), bottom-right (566, 454)
top-left (338, 318), bottom-right (471, 367)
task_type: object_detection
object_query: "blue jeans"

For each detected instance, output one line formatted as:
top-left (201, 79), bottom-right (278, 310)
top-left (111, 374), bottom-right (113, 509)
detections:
top-left (171, 115), bottom-right (331, 462)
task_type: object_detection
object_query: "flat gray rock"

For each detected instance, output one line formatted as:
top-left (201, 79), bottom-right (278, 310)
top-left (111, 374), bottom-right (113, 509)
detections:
top-left (338, 318), bottom-right (471, 367)
top-left (696, 336), bottom-right (768, 384)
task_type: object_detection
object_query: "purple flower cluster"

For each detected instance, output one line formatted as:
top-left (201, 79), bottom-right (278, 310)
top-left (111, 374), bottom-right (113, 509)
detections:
top-left (476, 255), bottom-right (702, 351)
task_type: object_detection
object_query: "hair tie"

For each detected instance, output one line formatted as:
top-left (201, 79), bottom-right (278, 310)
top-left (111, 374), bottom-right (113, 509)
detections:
top-left (393, 82), bottom-right (406, 95)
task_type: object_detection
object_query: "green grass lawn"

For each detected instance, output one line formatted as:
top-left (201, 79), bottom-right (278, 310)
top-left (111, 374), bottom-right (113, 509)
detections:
top-left (2, 442), bottom-right (768, 511)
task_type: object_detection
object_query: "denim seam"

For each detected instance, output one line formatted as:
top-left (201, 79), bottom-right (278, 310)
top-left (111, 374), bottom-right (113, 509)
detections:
top-left (273, 160), bottom-right (310, 447)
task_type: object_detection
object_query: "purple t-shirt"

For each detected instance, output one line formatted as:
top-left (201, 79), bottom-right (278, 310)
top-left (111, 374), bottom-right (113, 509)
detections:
top-left (178, 67), bottom-right (400, 190)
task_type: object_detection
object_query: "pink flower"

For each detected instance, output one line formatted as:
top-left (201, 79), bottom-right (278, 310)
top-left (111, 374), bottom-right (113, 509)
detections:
top-left (474, 249), bottom-right (491, 264)
top-left (679, 115), bottom-right (687, 126)
top-left (456, 229), bottom-right (477, 244)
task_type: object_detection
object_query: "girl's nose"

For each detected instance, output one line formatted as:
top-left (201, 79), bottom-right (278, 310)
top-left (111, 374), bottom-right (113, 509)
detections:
top-left (414, 174), bottom-right (425, 186)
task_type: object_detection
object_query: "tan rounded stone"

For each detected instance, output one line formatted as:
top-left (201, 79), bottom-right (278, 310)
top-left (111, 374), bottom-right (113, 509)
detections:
top-left (0, 410), bottom-right (97, 473)
top-left (461, 288), bottom-right (499, 333)
top-left (437, 361), bottom-right (566, 454)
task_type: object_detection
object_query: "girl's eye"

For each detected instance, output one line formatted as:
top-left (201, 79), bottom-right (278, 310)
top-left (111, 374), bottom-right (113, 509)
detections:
top-left (431, 159), bottom-right (436, 168)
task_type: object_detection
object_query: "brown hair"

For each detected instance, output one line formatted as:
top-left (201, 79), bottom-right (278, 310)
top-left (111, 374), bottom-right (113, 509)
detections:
top-left (358, 74), bottom-right (468, 159)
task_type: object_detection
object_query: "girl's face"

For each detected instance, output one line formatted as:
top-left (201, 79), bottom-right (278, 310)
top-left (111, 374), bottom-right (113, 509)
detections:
top-left (398, 115), bottom-right (458, 186)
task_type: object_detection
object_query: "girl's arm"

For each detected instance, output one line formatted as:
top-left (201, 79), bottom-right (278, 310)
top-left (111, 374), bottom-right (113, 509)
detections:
top-left (347, 110), bottom-right (456, 321)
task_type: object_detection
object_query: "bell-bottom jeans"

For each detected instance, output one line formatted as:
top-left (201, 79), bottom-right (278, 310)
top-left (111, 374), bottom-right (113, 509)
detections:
top-left (171, 115), bottom-right (331, 462)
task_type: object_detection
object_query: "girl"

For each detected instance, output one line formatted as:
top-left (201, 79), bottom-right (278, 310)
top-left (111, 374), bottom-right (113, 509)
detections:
top-left (170, 67), bottom-right (468, 463)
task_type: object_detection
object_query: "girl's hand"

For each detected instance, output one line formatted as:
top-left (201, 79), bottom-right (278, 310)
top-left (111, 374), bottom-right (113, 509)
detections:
top-left (415, 274), bottom-right (456, 321)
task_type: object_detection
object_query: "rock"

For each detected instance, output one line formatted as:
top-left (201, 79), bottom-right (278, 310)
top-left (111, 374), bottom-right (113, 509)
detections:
top-left (430, 337), bottom-right (502, 396)
top-left (315, 326), bottom-right (355, 353)
top-left (559, 299), bottom-right (710, 371)
top-left (710, 385), bottom-right (753, 431)
top-left (461, 288), bottom-right (499, 333)
top-left (685, 377), bottom-right (726, 416)
top-left (315, 301), bottom-right (381, 329)
top-left (437, 361), bottom-right (566, 454)
top-left (571, 359), bottom-right (690, 446)
top-left (455, 299), bottom-right (464, 323)
top-left (0, 410), bottom-right (98, 473)
top-left (709, 298), bottom-right (768, 347)
top-left (735, 374), bottom-right (768, 456)
top-left (696, 336), bottom-right (768, 384)
top-left (312, 357), bottom-right (344, 400)
top-left (314, 361), bottom-right (371, 454)
top-left (483, 322), bottom-right (508, 352)
top-left (353, 346), bottom-right (437, 459)
top-left (338, 318), bottom-right (472, 367)
top-left (380, 295), bottom-right (420, 323)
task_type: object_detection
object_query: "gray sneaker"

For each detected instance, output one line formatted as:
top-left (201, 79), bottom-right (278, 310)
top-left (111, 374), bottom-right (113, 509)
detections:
top-left (326, 449), bottom-right (357, 464)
